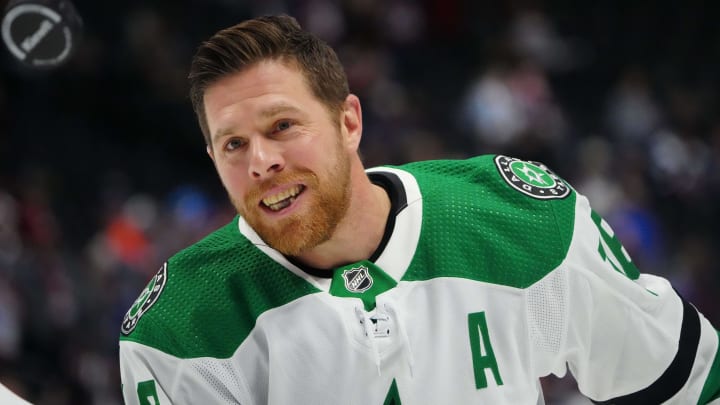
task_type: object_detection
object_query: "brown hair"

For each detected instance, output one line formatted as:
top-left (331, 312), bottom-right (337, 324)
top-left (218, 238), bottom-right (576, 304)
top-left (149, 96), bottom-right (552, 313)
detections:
top-left (188, 15), bottom-right (350, 145)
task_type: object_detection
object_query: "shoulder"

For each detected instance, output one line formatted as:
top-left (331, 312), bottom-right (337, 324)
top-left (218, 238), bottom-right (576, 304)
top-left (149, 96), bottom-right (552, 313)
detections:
top-left (398, 155), bottom-right (571, 200)
top-left (397, 155), bottom-right (580, 288)
top-left (394, 155), bottom-right (577, 219)
top-left (166, 216), bottom-right (250, 277)
top-left (119, 216), bottom-right (320, 359)
top-left (118, 218), bottom-right (246, 348)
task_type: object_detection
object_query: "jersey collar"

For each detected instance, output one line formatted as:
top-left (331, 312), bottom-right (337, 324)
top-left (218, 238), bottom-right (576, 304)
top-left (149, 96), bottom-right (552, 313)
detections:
top-left (237, 166), bottom-right (423, 291)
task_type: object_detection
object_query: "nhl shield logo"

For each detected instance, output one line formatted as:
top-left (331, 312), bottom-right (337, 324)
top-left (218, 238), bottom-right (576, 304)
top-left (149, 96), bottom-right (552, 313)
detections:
top-left (342, 265), bottom-right (373, 293)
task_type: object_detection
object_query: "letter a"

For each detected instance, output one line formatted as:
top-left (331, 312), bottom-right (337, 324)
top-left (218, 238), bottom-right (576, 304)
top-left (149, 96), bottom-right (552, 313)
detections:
top-left (468, 312), bottom-right (503, 389)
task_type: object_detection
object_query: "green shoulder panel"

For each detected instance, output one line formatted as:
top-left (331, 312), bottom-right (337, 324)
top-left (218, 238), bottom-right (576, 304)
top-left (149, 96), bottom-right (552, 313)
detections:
top-left (398, 155), bottom-right (576, 289)
top-left (119, 216), bottom-right (321, 359)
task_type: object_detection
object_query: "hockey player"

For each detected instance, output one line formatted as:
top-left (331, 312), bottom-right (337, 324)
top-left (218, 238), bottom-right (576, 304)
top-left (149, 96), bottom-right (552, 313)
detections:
top-left (119, 15), bottom-right (720, 404)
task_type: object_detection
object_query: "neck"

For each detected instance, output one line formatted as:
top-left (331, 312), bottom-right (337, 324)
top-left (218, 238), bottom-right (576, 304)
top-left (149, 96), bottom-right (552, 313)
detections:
top-left (292, 161), bottom-right (390, 270)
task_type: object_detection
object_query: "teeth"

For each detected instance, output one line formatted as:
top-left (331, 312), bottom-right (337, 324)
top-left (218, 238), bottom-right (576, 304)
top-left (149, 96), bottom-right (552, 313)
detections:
top-left (262, 185), bottom-right (303, 210)
top-left (267, 198), bottom-right (293, 211)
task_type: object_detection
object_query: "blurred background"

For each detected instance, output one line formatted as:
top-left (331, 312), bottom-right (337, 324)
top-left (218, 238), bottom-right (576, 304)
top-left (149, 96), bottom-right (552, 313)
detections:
top-left (1, 0), bottom-right (719, 403)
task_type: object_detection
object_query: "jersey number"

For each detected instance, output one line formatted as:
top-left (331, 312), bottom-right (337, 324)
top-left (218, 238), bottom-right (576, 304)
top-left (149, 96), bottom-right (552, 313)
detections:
top-left (468, 312), bottom-right (504, 389)
top-left (137, 380), bottom-right (160, 405)
top-left (591, 210), bottom-right (640, 280)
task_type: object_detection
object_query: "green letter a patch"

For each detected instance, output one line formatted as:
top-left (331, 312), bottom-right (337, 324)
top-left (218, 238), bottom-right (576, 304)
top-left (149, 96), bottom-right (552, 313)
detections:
top-left (383, 379), bottom-right (402, 405)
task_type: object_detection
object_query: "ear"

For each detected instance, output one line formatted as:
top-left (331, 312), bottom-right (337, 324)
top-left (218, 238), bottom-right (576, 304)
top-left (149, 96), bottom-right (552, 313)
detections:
top-left (341, 94), bottom-right (363, 152)
top-left (206, 145), bottom-right (215, 162)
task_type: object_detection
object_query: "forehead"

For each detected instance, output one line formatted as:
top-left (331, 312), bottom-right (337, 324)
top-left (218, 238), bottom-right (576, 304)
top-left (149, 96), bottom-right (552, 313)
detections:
top-left (203, 60), bottom-right (318, 133)
top-left (205, 60), bottom-right (310, 109)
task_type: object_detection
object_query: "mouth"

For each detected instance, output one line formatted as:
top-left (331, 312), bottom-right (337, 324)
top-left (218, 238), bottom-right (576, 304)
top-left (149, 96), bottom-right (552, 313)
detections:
top-left (260, 184), bottom-right (306, 212)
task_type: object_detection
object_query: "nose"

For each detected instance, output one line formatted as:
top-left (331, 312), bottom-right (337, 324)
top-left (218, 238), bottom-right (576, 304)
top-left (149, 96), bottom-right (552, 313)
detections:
top-left (247, 137), bottom-right (285, 180)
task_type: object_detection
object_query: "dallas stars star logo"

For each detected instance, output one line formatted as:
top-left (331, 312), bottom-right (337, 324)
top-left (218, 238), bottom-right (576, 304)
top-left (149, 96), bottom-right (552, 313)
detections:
top-left (494, 155), bottom-right (570, 199)
top-left (121, 263), bottom-right (168, 335)
top-left (515, 162), bottom-right (552, 187)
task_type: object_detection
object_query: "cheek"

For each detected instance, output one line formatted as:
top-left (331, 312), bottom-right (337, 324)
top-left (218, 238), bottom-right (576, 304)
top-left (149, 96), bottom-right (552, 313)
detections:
top-left (216, 162), bottom-right (249, 197)
top-left (293, 133), bottom-right (339, 166)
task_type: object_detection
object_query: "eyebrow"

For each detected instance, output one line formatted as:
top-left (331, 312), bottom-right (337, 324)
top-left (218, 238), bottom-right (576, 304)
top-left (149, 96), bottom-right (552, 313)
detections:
top-left (212, 103), bottom-right (302, 142)
top-left (259, 103), bottom-right (302, 119)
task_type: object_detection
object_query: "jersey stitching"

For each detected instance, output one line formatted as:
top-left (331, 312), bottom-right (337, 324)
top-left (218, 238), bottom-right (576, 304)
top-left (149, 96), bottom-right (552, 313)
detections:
top-left (548, 193), bottom-right (574, 374)
top-left (523, 288), bottom-right (539, 383)
top-left (169, 359), bottom-right (185, 399)
top-left (235, 364), bottom-right (255, 405)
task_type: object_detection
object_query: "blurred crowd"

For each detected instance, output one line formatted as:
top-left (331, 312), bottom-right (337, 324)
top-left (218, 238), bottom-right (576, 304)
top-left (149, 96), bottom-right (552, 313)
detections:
top-left (1, 1), bottom-right (719, 404)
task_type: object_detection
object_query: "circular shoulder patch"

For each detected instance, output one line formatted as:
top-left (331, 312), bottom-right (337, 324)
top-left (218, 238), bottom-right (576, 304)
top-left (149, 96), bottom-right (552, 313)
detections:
top-left (494, 155), bottom-right (570, 200)
top-left (121, 263), bottom-right (168, 335)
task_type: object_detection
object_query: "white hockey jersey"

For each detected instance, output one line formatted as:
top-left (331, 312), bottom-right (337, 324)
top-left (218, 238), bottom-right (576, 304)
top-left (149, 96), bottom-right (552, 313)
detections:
top-left (119, 155), bottom-right (720, 404)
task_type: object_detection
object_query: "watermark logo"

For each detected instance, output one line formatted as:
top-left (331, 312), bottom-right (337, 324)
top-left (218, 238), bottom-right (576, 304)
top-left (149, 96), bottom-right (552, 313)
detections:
top-left (1, 0), bottom-right (82, 69)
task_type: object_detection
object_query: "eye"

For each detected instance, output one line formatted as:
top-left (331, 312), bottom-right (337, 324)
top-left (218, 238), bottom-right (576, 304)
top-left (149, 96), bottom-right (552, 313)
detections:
top-left (273, 120), bottom-right (293, 133)
top-left (224, 138), bottom-right (246, 151)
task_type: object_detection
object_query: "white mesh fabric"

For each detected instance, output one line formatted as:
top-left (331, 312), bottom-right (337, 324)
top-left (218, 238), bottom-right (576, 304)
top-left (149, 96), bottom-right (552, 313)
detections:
top-left (190, 358), bottom-right (246, 403)
top-left (526, 267), bottom-right (567, 355)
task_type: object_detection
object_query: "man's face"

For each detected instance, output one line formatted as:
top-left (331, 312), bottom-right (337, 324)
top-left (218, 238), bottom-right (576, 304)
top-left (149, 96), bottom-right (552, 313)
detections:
top-left (204, 60), bottom-right (352, 256)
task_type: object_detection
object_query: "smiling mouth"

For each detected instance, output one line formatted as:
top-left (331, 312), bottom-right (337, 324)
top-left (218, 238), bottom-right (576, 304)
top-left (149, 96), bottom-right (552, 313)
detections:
top-left (261, 185), bottom-right (305, 212)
